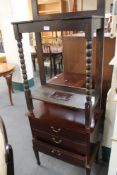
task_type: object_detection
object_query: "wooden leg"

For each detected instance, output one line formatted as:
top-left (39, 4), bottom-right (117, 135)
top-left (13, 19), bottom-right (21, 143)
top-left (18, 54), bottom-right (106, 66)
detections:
top-left (57, 61), bottom-right (60, 73)
top-left (86, 167), bottom-right (91, 175)
top-left (50, 56), bottom-right (53, 78)
top-left (95, 145), bottom-right (100, 163)
top-left (32, 57), bottom-right (36, 72)
top-left (33, 145), bottom-right (40, 165)
top-left (4, 73), bottom-right (13, 106)
top-left (53, 56), bottom-right (57, 75)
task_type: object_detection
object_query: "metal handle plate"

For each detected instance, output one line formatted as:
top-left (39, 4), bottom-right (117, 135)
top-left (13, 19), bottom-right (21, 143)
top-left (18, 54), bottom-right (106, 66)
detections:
top-left (51, 149), bottom-right (62, 156)
top-left (50, 126), bottom-right (61, 133)
top-left (52, 137), bottom-right (62, 144)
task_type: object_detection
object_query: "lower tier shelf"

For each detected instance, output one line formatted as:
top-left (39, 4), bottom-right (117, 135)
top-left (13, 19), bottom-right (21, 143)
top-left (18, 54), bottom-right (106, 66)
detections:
top-left (28, 101), bottom-right (95, 129)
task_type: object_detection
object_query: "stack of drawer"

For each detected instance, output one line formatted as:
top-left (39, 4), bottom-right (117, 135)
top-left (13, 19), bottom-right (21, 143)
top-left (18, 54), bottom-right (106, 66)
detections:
top-left (28, 101), bottom-right (98, 169)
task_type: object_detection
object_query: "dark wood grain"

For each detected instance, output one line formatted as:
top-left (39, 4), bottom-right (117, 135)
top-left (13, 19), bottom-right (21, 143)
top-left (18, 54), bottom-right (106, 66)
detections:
top-left (48, 72), bottom-right (86, 88)
top-left (33, 139), bottom-right (86, 167)
top-left (31, 86), bottom-right (96, 110)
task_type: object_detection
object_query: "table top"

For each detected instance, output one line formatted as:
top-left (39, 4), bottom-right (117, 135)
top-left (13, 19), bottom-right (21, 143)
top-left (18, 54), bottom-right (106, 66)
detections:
top-left (0, 53), bottom-right (6, 63)
top-left (0, 63), bottom-right (15, 76)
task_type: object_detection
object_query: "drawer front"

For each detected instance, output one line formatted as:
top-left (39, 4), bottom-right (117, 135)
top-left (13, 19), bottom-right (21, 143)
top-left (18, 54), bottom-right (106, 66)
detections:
top-left (29, 117), bottom-right (89, 144)
top-left (33, 139), bottom-right (86, 167)
top-left (32, 129), bottom-right (88, 155)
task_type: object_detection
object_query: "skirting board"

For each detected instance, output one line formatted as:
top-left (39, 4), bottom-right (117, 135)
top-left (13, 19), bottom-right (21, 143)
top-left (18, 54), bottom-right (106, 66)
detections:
top-left (102, 146), bottom-right (111, 162)
top-left (12, 78), bottom-right (34, 91)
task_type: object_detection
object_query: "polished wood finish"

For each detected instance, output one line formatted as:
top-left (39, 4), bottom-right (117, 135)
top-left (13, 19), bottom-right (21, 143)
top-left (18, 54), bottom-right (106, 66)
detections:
top-left (48, 72), bottom-right (86, 88)
top-left (33, 139), bottom-right (86, 167)
top-left (31, 85), bottom-right (96, 110)
top-left (0, 63), bottom-right (15, 105)
top-left (0, 63), bottom-right (15, 76)
top-left (13, 0), bottom-right (105, 174)
top-left (0, 54), bottom-right (6, 63)
top-left (27, 101), bottom-right (100, 173)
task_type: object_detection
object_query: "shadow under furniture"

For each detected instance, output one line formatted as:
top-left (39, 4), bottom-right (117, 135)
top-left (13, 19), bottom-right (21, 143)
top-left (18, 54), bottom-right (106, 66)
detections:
top-left (12, 0), bottom-right (105, 174)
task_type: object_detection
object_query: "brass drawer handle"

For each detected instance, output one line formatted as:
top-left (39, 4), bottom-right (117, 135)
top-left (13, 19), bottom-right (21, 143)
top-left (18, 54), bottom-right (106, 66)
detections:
top-left (57, 151), bottom-right (62, 156)
top-left (51, 149), bottom-right (62, 156)
top-left (52, 137), bottom-right (62, 144)
top-left (50, 126), bottom-right (61, 133)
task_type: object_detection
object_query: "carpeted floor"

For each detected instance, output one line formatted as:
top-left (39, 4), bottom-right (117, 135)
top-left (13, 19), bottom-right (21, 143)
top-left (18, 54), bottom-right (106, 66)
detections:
top-left (0, 75), bottom-right (109, 175)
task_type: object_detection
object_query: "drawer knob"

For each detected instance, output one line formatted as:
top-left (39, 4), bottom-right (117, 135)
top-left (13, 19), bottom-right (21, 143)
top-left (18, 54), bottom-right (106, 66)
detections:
top-left (50, 126), bottom-right (61, 133)
top-left (52, 137), bottom-right (62, 144)
top-left (51, 149), bottom-right (62, 156)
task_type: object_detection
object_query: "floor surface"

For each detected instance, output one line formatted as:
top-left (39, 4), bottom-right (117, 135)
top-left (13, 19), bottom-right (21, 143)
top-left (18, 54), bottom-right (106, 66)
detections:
top-left (0, 73), bottom-right (109, 175)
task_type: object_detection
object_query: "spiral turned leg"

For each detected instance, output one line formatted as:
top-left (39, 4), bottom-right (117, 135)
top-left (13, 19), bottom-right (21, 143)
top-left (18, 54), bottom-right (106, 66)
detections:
top-left (17, 38), bottom-right (33, 113)
top-left (85, 39), bottom-right (93, 127)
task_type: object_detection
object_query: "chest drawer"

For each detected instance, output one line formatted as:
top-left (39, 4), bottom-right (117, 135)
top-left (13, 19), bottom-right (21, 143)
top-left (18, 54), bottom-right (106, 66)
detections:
top-left (32, 129), bottom-right (88, 155)
top-left (33, 139), bottom-right (86, 167)
top-left (29, 116), bottom-right (89, 144)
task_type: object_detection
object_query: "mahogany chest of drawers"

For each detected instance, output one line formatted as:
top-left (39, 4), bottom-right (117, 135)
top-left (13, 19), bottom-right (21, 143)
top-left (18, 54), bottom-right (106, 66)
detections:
top-left (28, 101), bottom-right (99, 174)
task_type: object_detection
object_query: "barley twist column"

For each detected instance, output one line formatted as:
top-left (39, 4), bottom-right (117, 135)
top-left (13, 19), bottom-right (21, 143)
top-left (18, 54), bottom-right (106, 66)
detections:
top-left (17, 37), bottom-right (34, 113)
top-left (85, 38), bottom-right (93, 127)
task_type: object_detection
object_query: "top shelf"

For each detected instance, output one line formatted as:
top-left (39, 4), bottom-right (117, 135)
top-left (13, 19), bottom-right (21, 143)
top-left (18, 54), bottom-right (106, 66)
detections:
top-left (12, 13), bottom-right (103, 37)
top-left (13, 11), bottom-right (104, 23)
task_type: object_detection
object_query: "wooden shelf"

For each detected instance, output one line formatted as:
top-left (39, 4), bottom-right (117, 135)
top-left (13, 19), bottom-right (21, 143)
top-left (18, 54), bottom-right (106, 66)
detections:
top-left (38, 0), bottom-right (60, 5)
top-left (38, 0), bottom-right (67, 15)
top-left (31, 85), bottom-right (95, 110)
top-left (48, 72), bottom-right (86, 88)
top-left (39, 10), bottom-right (60, 14)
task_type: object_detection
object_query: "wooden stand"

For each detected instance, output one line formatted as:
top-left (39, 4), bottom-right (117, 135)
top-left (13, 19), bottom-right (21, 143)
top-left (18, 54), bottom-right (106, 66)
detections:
top-left (12, 0), bottom-right (105, 174)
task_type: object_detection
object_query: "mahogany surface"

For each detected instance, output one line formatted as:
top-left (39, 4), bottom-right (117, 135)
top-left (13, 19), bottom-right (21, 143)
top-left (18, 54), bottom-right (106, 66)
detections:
top-left (28, 101), bottom-right (95, 128)
top-left (33, 139), bottom-right (86, 167)
top-left (31, 85), bottom-right (96, 110)
top-left (48, 72), bottom-right (86, 88)
top-left (27, 101), bottom-right (99, 170)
